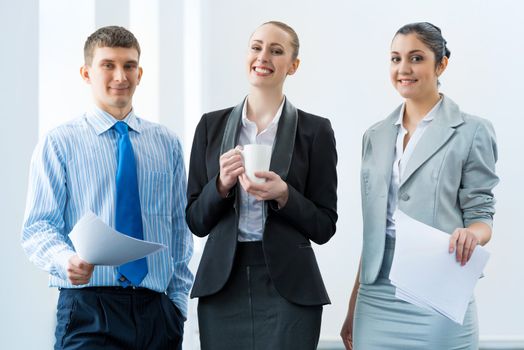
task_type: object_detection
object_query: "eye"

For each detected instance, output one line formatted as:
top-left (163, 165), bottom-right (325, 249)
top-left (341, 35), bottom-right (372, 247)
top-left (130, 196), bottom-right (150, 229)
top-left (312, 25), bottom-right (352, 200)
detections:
top-left (251, 45), bottom-right (262, 52)
top-left (410, 55), bottom-right (423, 62)
top-left (391, 56), bottom-right (400, 63)
top-left (271, 48), bottom-right (284, 55)
top-left (124, 63), bottom-right (138, 70)
top-left (102, 63), bottom-right (114, 69)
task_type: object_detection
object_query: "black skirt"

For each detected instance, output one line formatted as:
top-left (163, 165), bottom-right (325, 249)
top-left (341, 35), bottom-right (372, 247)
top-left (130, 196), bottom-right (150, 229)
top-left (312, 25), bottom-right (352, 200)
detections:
top-left (198, 241), bottom-right (322, 350)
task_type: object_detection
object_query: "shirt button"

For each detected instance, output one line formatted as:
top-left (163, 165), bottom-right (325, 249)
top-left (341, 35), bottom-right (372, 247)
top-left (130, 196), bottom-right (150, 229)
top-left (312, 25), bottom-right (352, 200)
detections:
top-left (400, 193), bottom-right (410, 201)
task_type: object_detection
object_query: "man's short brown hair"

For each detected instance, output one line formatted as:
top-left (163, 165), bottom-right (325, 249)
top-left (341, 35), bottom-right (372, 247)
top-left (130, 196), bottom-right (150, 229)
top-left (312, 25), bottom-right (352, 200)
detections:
top-left (84, 26), bottom-right (141, 65)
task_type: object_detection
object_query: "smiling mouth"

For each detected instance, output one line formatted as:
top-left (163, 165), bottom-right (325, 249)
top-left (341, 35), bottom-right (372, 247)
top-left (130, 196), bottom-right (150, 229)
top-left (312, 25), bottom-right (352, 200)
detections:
top-left (110, 87), bottom-right (130, 93)
top-left (253, 66), bottom-right (274, 75)
top-left (399, 79), bottom-right (417, 85)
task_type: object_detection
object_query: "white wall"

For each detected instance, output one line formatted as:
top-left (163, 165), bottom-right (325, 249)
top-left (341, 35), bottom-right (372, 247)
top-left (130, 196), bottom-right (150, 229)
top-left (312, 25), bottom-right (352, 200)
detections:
top-left (0, 1), bottom-right (57, 349)
top-left (1, 0), bottom-right (522, 349)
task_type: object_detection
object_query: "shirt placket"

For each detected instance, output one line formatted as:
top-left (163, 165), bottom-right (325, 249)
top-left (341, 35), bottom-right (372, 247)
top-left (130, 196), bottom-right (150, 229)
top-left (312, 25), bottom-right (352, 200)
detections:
top-left (249, 122), bottom-right (260, 233)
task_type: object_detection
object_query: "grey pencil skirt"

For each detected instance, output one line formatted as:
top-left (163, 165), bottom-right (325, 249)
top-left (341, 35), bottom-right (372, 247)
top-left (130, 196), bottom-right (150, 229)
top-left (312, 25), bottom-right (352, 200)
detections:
top-left (197, 241), bottom-right (322, 350)
top-left (353, 236), bottom-right (479, 349)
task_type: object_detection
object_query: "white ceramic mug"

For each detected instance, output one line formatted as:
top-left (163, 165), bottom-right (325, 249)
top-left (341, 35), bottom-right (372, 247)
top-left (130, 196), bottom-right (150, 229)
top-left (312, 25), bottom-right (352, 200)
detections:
top-left (241, 144), bottom-right (272, 184)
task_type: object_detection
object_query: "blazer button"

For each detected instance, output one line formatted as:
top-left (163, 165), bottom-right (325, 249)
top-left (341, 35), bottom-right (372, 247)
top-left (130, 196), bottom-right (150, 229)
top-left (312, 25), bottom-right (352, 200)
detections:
top-left (400, 193), bottom-right (410, 201)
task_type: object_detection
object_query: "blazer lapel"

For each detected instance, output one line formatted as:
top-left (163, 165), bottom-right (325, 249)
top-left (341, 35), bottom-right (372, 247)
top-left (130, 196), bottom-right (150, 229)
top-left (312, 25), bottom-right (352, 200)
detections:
top-left (400, 95), bottom-right (464, 186)
top-left (269, 99), bottom-right (298, 181)
top-left (220, 99), bottom-right (244, 215)
top-left (220, 100), bottom-right (244, 154)
top-left (369, 107), bottom-right (400, 186)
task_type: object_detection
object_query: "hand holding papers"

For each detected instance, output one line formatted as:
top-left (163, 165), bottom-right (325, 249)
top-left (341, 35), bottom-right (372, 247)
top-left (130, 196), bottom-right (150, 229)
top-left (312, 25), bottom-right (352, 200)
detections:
top-left (69, 211), bottom-right (167, 266)
top-left (389, 210), bottom-right (490, 324)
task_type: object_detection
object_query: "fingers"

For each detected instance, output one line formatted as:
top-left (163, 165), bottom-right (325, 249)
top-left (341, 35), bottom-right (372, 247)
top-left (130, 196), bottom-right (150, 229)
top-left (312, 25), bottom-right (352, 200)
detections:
top-left (450, 229), bottom-right (479, 266)
top-left (220, 147), bottom-right (243, 169)
top-left (69, 274), bottom-right (90, 285)
top-left (239, 172), bottom-right (287, 202)
top-left (219, 148), bottom-right (244, 191)
top-left (238, 174), bottom-right (268, 200)
top-left (220, 146), bottom-right (242, 159)
top-left (237, 173), bottom-right (250, 194)
top-left (68, 256), bottom-right (94, 285)
top-left (239, 173), bottom-right (263, 192)
top-left (340, 329), bottom-right (353, 350)
top-left (220, 154), bottom-right (243, 175)
top-left (220, 152), bottom-right (242, 168)
top-left (341, 334), bottom-right (349, 349)
top-left (462, 234), bottom-right (479, 265)
top-left (455, 230), bottom-right (467, 264)
top-left (222, 165), bottom-right (244, 179)
top-left (252, 171), bottom-right (274, 180)
top-left (340, 316), bottom-right (354, 350)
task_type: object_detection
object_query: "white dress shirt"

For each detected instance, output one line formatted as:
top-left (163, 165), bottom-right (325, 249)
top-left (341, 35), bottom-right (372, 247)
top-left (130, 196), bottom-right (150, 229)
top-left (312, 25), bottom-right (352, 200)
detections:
top-left (385, 98), bottom-right (443, 237)
top-left (237, 97), bottom-right (285, 242)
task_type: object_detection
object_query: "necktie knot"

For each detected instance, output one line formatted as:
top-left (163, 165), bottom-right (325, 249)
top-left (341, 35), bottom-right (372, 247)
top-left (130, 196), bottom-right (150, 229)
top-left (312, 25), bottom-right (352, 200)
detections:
top-left (114, 121), bottom-right (129, 136)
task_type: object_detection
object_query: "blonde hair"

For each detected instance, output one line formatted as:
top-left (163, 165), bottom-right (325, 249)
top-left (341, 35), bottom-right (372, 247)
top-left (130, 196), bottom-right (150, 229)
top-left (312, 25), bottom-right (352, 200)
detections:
top-left (258, 21), bottom-right (300, 60)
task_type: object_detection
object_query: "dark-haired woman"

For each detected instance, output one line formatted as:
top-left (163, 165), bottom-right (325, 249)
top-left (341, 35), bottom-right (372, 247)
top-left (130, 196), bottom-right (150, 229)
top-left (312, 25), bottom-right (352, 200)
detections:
top-left (186, 21), bottom-right (337, 350)
top-left (340, 22), bottom-right (498, 350)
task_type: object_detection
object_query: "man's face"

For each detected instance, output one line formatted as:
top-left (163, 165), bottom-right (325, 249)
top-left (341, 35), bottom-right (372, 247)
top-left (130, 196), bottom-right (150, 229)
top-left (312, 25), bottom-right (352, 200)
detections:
top-left (81, 46), bottom-right (142, 119)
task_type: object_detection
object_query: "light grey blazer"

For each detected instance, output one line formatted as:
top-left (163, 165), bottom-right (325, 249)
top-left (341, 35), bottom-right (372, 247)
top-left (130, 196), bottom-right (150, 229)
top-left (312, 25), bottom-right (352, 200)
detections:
top-left (359, 95), bottom-right (499, 284)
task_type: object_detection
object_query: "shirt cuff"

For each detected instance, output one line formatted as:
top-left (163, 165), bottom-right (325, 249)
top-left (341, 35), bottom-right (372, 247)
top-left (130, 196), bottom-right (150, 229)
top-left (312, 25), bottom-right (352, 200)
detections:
top-left (52, 249), bottom-right (76, 281)
top-left (464, 218), bottom-right (493, 229)
top-left (168, 292), bottom-right (189, 320)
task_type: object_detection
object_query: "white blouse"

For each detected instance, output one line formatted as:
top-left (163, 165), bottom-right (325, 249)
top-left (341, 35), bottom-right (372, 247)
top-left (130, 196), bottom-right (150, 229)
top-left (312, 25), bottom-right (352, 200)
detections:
top-left (385, 98), bottom-right (443, 237)
top-left (237, 97), bottom-right (285, 242)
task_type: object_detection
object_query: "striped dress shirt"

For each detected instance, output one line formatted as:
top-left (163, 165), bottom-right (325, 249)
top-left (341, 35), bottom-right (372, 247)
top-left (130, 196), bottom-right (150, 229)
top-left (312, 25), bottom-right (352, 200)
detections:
top-left (22, 107), bottom-right (194, 317)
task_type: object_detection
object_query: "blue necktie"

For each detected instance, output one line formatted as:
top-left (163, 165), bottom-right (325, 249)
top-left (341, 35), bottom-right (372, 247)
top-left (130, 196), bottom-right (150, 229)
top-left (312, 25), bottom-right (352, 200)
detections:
top-left (114, 121), bottom-right (148, 286)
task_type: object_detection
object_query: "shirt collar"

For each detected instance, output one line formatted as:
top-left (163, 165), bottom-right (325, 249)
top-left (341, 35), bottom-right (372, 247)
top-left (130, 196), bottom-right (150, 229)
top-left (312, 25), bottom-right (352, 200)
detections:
top-left (87, 106), bottom-right (142, 135)
top-left (395, 97), bottom-right (443, 127)
top-left (241, 96), bottom-right (285, 130)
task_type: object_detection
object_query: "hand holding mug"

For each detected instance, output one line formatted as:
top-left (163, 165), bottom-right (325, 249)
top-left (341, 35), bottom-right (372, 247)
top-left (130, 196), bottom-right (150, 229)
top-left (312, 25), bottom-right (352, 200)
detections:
top-left (239, 171), bottom-right (289, 208)
top-left (217, 146), bottom-right (244, 197)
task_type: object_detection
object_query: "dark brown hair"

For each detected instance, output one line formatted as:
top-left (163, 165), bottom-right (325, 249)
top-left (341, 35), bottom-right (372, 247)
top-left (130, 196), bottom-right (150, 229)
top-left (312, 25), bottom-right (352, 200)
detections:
top-left (394, 22), bottom-right (450, 67)
top-left (84, 26), bottom-right (141, 65)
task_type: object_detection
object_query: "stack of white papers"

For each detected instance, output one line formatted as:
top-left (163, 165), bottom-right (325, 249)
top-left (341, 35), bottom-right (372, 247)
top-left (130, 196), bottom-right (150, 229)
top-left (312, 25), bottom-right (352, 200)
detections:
top-left (69, 211), bottom-right (167, 266)
top-left (389, 210), bottom-right (490, 324)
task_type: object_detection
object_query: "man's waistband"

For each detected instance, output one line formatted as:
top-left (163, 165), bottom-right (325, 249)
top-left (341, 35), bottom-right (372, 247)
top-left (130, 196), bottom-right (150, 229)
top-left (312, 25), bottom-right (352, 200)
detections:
top-left (59, 286), bottom-right (162, 295)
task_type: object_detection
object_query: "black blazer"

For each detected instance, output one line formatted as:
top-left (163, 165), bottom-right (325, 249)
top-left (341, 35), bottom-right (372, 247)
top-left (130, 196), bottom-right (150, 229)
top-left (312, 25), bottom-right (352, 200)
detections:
top-left (186, 99), bottom-right (337, 306)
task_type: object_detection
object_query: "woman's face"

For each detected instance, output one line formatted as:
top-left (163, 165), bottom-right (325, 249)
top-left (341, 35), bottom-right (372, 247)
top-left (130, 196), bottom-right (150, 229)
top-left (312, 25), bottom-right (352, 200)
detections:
top-left (390, 33), bottom-right (446, 101)
top-left (246, 24), bottom-right (299, 91)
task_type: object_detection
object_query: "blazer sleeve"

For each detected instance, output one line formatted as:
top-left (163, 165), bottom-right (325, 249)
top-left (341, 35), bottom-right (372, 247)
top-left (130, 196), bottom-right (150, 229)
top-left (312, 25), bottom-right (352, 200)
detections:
top-left (459, 119), bottom-right (499, 228)
top-left (269, 118), bottom-right (338, 245)
top-left (185, 115), bottom-right (235, 237)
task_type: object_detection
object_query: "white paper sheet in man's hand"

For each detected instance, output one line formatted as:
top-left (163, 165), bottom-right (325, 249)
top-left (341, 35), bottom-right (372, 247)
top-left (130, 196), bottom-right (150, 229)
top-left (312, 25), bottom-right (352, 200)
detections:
top-left (68, 211), bottom-right (167, 265)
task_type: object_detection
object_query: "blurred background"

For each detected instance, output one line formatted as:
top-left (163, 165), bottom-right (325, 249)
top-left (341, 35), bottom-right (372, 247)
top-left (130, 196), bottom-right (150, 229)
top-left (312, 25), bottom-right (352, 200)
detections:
top-left (1, 0), bottom-right (522, 349)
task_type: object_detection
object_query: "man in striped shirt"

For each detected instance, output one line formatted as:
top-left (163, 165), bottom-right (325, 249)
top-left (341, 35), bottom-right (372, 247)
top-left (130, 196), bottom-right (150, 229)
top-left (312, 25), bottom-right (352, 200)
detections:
top-left (22, 26), bottom-right (193, 349)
